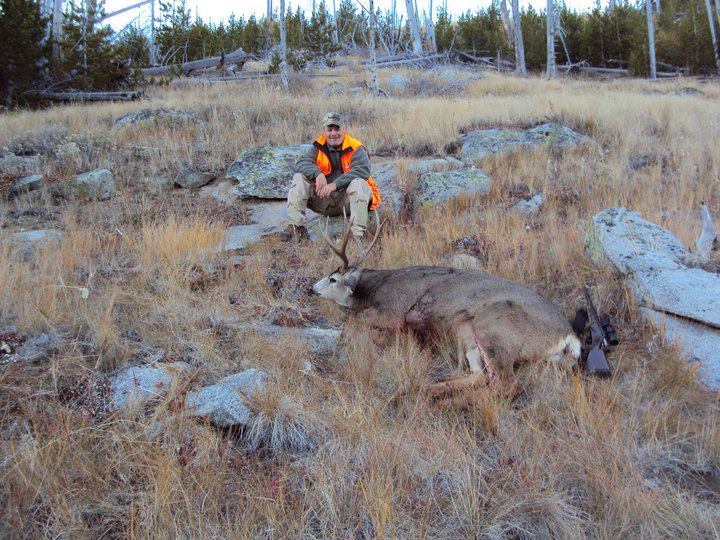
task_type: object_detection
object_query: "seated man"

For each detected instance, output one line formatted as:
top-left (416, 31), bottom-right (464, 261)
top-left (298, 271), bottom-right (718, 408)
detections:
top-left (283, 112), bottom-right (381, 243)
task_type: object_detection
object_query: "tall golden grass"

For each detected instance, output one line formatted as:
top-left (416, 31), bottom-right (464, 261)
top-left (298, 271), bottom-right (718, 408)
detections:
top-left (1, 69), bottom-right (719, 538)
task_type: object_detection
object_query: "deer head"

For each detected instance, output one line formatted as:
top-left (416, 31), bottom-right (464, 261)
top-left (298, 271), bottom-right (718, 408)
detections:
top-left (312, 212), bottom-right (386, 306)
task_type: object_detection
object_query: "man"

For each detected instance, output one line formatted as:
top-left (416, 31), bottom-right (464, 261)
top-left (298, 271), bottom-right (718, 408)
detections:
top-left (283, 111), bottom-right (381, 243)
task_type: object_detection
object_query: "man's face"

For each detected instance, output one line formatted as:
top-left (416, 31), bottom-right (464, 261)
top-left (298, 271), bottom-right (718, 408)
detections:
top-left (324, 125), bottom-right (345, 147)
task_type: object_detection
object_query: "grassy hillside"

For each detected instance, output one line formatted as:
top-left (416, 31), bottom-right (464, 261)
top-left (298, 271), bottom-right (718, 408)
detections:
top-left (1, 68), bottom-right (719, 538)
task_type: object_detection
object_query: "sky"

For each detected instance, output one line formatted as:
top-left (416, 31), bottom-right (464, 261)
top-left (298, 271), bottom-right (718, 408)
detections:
top-left (104, 0), bottom-right (601, 32)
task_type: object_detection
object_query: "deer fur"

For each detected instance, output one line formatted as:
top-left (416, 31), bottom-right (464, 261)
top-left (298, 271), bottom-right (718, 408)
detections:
top-left (312, 218), bottom-right (580, 396)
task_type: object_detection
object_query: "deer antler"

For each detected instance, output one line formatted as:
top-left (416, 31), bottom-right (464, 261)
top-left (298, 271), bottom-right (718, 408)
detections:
top-left (320, 211), bottom-right (387, 269)
top-left (320, 211), bottom-right (353, 270)
top-left (350, 211), bottom-right (387, 267)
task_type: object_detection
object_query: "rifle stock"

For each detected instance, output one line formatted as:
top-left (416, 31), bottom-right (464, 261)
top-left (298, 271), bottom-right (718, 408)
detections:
top-left (583, 286), bottom-right (612, 377)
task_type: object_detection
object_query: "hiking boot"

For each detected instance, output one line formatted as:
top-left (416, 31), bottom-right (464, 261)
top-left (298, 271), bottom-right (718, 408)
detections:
top-left (280, 225), bottom-right (310, 244)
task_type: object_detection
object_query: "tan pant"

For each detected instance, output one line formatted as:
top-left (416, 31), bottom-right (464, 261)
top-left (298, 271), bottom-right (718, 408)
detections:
top-left (287, 173), bottom-right (372, 237)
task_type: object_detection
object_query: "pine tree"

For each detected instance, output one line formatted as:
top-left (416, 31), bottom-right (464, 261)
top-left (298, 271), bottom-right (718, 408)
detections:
top-left (0, 0), bottom-right (48, 107)
top-left (115, 25), bottom-right (150, 68)
top-left (60, 1), bottom-right (129, 90)
top-left (336, 0), bottom-right (366, 48)
top-left (285, 6), bottom-right (305, 49)
top-left (434, 6), bottom-right (456, 52)
top-left (155, 0), bottom-right (192, 64)
top-left (243, 15), bottom-right (263, 53)
top-left (220, 14), bottom-right (245, 52)
top-left (305, 1), bottom-right (339, 61)
top-left (520, 6), bottom-right (546, 70)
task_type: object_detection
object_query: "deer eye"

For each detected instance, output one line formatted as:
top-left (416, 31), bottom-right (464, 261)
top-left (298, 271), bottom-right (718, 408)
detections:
top-left (329, 277), bottom-right (337, 283)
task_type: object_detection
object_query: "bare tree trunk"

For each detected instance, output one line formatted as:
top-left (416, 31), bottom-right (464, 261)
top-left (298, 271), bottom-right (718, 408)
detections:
top-left (546, 0), bottom-right (556, 77)
top-left (369, 0), bottom-right (379, 96)
top-left (656, 0), bottom-right (661, 15)
top-left (150, 0), bottom-right (156, 65)
top-left (705, 0), bottom-right (720, 73)
top-left (404, 0), bottom-right (423, 54)
top-left (424, 1), bottom-right (437, 54)
top-left (557, 17), bottom-right (571, 66)
top-left (265, 0), bottom-right (273, 49)
top-left (646, 0), bottom-right (657, 79)
top-left (512, 0), bottom-right (526, 77)
top-left (279, 0), bottom-right (288, 91)
top-left (49, 0), bottom-right (64, 73)
top-left (500, 0), bottom-right (514, 45)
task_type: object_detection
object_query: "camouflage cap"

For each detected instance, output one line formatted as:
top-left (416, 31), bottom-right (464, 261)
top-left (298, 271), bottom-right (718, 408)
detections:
top-left (323, 111), bottom-right (343, 127)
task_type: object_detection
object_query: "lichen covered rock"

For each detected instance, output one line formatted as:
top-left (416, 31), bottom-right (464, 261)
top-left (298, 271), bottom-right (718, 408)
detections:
top-left (111, 108), bottom-right (200, 133)
top-left (412, 167), bottom-right (490, 212)
top-left (461, 123), bottom-right (593, 163)
top-left (226, 145), bottom-right (310, 200)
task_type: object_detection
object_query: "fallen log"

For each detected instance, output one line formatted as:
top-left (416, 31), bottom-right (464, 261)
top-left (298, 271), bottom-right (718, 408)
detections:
top-left (455, 51), bottom-right (496, 64)
top-left (142, 47), bottom-right (248, 77)
top-left (36, 90), bottom-right (142, 102)
top-left (168, 73), bottom-right (276, 87)
top-left (364, 53), bottom-right (446, 67)
top-left (558, 65), bottom-right (683, 77)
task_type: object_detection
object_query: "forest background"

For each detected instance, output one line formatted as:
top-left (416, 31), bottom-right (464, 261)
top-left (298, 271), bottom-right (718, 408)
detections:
top-left (1, 0), bottom-right (720, 107)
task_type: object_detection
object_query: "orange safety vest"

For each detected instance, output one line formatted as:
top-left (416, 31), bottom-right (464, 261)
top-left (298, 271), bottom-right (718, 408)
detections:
top-left (314, 133), bottom-right (381, 210)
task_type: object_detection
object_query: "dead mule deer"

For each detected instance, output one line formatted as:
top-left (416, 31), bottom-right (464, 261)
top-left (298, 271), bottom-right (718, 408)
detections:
top-left (312, 217), bottom-right (581, 396)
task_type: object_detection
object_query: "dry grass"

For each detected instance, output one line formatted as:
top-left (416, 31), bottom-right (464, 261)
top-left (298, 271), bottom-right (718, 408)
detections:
top-left (1, 68), bottom-right (719, 538)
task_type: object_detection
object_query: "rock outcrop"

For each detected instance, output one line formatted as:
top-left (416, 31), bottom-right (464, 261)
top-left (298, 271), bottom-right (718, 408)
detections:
top-left (461, 123), bottom-right (593, 164)
top-left (586, 207), bottom-right (720, 390)
top-left (185, 368), bottom-right (267, 427)
top-left (226, 145), bottom-right (311, 199)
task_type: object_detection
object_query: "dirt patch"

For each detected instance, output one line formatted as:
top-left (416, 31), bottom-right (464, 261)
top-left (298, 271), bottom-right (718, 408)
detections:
top-left (450, 233), bottom-right (495, 257)
top-left (57, 374), bottom-right (112, 420)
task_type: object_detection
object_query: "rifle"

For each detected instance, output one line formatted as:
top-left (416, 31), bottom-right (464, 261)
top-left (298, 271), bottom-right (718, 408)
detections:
top-left (580, 286), bottom-right (615, 378)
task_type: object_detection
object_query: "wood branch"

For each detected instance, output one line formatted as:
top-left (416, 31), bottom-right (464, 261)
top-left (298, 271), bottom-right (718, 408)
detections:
top-left (34, 90), bottom-right (142, 102)
top-left (101, 0), bottom-right (152, 21)
top-left (141, 47), bottom-right (248, 77)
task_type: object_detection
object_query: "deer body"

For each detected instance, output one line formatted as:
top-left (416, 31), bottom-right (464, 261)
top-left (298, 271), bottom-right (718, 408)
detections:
top-left (313, 217), bottom-right (580, 394)
top-left (313, 264), bottom-right (581, 394)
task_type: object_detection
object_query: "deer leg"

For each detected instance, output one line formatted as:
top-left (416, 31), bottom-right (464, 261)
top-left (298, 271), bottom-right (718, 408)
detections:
top-left (465, 329), bottom-right (499, 390)
top-left (359, 307), bottom-right (405, 330)
top-left (426, 372), bottom-right (488, 398)
top-left (426, 326), bottom-right (498, 397)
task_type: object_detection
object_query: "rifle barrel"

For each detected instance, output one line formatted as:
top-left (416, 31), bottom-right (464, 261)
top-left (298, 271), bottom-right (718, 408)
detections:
top-left (583, 285), bottom-right (613, 376)
top-left (584, 286), bottom-right (608, 350)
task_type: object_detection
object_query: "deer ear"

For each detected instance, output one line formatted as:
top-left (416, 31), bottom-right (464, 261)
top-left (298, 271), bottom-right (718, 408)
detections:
top-left (343, 269), bottom-right (361, 292)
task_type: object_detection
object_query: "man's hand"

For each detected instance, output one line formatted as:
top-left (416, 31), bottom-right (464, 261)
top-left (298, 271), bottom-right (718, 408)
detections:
top-left (317, 182), bottom-right (337, 198)
top-left (315, 173), bottom-right (328, 194)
